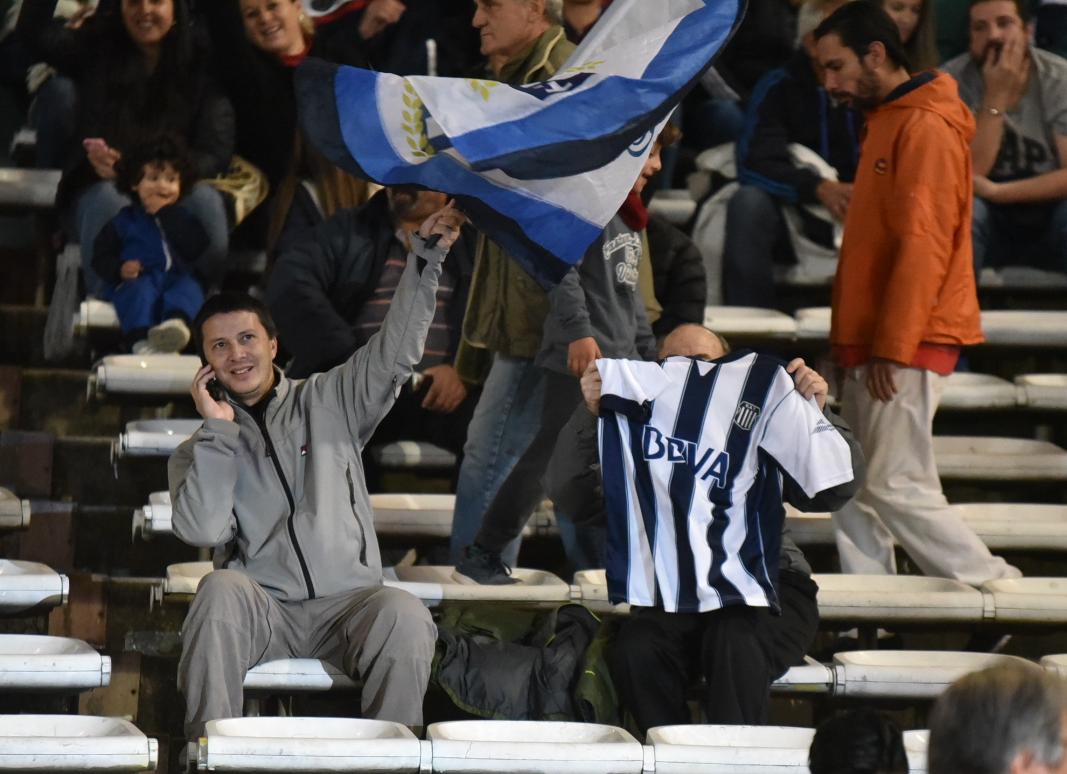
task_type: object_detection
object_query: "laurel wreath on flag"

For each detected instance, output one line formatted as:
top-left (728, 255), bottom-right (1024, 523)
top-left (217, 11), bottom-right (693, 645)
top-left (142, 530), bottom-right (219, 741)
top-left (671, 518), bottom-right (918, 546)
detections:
top-left (466, 78), bottom-right (501, 102)
top-left (401, 82), bottom-right (434, 159)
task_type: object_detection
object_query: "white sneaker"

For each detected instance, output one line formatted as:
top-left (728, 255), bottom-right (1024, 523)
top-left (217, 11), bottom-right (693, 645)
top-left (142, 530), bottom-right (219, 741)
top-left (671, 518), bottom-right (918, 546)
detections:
top-left (147, 318), bottom-right (191, 353)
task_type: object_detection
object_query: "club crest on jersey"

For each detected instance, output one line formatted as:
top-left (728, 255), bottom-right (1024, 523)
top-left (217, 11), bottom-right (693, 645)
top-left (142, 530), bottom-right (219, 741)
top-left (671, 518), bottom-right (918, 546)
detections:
top-left (641, 427), bottom-right (731, 490)
top-left (733, 402), bottom-right (761, 431)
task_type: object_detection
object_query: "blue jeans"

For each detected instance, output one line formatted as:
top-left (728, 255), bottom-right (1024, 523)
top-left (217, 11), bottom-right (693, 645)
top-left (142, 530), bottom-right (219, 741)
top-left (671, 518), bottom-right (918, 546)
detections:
top-left (449, 354), bottom-right (546, 567)
top-left (30, 75), bottom-right (78, 170)
top-left (722, 185), bottom-right (791, 307)
top-left (972, 196), bottom-right (1067, 274)
top-left (75, 181), bottom-right (230, 297)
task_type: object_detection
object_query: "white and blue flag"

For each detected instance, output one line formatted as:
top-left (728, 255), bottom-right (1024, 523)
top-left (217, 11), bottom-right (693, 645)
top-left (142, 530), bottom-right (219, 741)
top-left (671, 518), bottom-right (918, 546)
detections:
top-left (296, 0), bottom-right (743, 288)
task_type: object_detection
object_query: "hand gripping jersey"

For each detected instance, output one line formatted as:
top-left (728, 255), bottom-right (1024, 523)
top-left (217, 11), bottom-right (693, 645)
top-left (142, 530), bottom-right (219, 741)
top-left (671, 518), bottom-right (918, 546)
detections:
top-left (597, 352), bottom-right (854, 614)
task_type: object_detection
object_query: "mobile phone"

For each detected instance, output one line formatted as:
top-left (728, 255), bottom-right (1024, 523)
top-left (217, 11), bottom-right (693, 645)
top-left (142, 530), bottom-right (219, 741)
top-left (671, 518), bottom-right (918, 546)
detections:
top-left (207, 378), bottom-right (225, 402)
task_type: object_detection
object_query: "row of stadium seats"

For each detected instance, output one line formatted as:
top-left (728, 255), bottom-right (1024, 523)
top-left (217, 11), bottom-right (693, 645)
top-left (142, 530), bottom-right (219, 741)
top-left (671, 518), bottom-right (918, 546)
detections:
top-left (77, 299), bottom-right (1067, 349)
top-left (88, 353), bottom-right (1067, 413)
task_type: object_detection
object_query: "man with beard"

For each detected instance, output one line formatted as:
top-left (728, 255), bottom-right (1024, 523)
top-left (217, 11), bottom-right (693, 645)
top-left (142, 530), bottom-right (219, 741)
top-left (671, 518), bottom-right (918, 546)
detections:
top-left (267, 187), bottom-right (478, 465)
top-left (942, 0), bottom-right (1067, 276)
top-left (813, 3), bottom-right (1021, 585)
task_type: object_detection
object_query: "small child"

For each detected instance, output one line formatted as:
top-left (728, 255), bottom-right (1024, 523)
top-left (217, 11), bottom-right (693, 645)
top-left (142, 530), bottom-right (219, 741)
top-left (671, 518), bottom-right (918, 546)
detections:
top-left (92, 134), bottom-right (208, 354)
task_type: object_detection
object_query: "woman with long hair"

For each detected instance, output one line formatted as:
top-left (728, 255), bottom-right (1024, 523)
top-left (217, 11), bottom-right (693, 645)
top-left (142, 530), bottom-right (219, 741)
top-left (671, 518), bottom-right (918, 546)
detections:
top-left (869, 0), bottom-right (940, 70)
top-left (17, 0), bottom-right (234, 295)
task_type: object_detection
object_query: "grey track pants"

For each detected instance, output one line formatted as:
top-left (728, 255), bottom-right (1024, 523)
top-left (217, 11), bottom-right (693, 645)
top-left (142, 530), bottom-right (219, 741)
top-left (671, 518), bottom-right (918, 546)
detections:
top-left (178, 569), bottom-right (437, 738)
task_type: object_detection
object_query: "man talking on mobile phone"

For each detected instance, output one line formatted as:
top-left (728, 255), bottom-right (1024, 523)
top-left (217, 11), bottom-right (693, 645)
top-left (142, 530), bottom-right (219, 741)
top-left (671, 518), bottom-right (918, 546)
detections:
top-left (168, 200), bottom-right (466, 741)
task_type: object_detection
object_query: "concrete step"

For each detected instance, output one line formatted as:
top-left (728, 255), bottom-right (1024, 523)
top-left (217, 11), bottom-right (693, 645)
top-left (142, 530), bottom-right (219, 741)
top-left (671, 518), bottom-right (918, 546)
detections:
top-left (53, 436), bottom-right (168, 506)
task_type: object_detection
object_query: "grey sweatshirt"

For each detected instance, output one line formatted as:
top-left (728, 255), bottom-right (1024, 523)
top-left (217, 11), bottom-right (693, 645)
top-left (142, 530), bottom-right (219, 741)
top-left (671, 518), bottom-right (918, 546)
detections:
top-left (536, 214), bottom-right (656, 374)
top-left (168, 236), bottom-right (447, 602)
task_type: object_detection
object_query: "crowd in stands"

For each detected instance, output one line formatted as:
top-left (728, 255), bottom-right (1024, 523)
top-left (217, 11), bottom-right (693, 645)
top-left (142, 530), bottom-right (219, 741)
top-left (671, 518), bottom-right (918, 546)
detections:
top-left (5, 0), bottom-right (1067, 766)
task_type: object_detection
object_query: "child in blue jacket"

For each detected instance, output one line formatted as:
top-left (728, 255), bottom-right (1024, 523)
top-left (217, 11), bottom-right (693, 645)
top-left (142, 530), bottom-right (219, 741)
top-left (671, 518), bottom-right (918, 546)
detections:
top-left (92, 135), bottom-right (208, 353)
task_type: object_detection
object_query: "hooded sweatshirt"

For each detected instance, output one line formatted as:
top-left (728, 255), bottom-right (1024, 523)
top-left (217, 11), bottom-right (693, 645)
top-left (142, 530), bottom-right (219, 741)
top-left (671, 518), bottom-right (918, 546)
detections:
top-left (832, 72), bottom-right (984, 371)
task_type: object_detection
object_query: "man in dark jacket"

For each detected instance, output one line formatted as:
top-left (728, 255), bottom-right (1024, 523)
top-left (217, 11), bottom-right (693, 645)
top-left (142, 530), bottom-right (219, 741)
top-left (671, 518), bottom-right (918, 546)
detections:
top-left (645, 214), bottom-right (707, 340)
top-left (723, 0), bottom-right (861, 307)
top-left (266, 187), bottom-right (478, 461)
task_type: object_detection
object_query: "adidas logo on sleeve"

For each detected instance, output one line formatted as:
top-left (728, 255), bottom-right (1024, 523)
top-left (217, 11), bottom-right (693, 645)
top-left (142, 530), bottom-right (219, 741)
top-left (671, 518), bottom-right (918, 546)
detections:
top-left (597, 351), bottom-right (854, 614)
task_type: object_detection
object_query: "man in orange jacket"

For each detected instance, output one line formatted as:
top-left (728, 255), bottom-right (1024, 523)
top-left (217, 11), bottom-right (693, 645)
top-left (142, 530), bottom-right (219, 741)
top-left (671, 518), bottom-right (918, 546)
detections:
top-left (813, 3), bottom-right (1020, 586)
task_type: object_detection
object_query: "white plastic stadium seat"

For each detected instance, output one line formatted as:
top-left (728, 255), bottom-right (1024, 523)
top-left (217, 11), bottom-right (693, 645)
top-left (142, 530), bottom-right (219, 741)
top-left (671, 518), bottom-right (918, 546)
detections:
top-left (812, 574), bottom-right (985, 624)
top-left (646, 725), bottom-right (815, 773)
top-left (243, 658), bottom-right (357, 693)
top-left (938, 372), bottom-right (1019, 410)
top-left (980, 578), bottom-right (1067, 625)
top-left (1040, 654), bottom-right (1067, 678)
top-left (703, 306), bottom-right (797, 338)
top-left (384, 565), bottom-right (571, 607)
top-left (787, 504), bottom-right (1067, 552)
top-left (161, 561), bottom-right (213, 599)
top-left (832, 651), bottom-right (1030, 698)
top-left (794, 306), bottom-right (831, 340)
top-left (957, 504), bottom-right (1067, 551)
top-left (75, 299), bottom-right (120, 332)
top-left (0, 560), bottom-right (68, 614)
top-left (0, 488), bottom-right (30, 531)
top-left (90, 354), bottom-right (199, 397)
top-left (980, 311), bottom-right (1067, 347)
top-left (370, 493), bottom-right (455, 539)
top-left (771, 657), bottom-right (835, 694)
top-left (905, 730), bottom-right (929, 774)
top-left (194, 717), bottom-right (422, 772)
top-left (0, 635), bottom-right (110, 693)
top-left (0, 715), bottom-right (157, 771)
top-left (427, 720), bottom-right (644, 774)
top-left (132, 491), bottom-right (173, 539)
top-left (1015, 374), bottom-right (1067, 410)
top-left (571, 569), bottom-right (629, 614)
top-left (113, 418), bottom-right (201, 459)
top-left (0, 168), bottom-right (61, 210)
top-left (649, 190), bottom-right (697, 225)
top-left (369, 441), bottom-right (457, 470)
top-left (933, 436), bottom-right (1067, 481)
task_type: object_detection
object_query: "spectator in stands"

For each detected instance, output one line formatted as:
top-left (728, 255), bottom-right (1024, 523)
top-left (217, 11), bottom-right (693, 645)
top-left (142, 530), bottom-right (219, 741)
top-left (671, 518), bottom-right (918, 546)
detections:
top-left (929, 662), bottom-right (1067, 774)
top-left (92, 134), bottom-right (206, 354)
top-left (169, 200), bottom-right (466, 739)
top-left (723, 0), bottom-right (861, 308)
top-left (867, 0), bottom-right (940, 70)
top-left (448, 0), bottom-right (574, 567)
top-left (814, 3), bottom-right (1021, 585)
top-left (645, 211), bottom-right (708, 341)
top-left (265, 186), bottom-right (477, 471)
top-left (943, 0), bottom-right (1067, 276)
top-left (562, 0), bottom-right (606, 43)
top-left (587, 325), bottom-right (861, 729)
top-left (16, 0), bottom-right (233, 297)
top-left (809, 708), bottom-right (910, 774)
top-left (680, 0), bottom-right (798, 154)
top-left (454, 131), bottom-right (661, 582)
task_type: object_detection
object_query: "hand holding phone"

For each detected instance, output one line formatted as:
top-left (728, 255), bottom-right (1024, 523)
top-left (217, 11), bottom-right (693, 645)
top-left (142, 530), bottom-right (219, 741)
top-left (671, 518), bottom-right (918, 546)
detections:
top-left (191, 364), bottom-right (234, 422)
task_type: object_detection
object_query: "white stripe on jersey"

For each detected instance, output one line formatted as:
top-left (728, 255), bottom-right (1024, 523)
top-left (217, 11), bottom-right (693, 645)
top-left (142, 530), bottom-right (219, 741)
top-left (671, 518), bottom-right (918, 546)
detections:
top-left (597, 352), bottom-right (854, 614)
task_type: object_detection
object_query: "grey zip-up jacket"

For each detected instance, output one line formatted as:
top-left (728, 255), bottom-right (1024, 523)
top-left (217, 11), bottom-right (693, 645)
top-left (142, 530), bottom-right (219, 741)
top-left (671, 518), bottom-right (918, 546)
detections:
top-left (168, 236), bottom-right (447, 602)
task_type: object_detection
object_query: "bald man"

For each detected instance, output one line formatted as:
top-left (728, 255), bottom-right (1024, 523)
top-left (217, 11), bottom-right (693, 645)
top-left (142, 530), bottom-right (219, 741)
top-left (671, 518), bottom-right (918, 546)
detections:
top-left (552, 325), bottom-right (864, 730)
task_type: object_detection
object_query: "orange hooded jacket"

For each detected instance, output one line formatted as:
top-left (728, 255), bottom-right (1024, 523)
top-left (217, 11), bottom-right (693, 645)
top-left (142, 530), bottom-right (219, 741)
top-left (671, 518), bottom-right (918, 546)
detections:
top-left (831, 71), bottom-right (984, 372)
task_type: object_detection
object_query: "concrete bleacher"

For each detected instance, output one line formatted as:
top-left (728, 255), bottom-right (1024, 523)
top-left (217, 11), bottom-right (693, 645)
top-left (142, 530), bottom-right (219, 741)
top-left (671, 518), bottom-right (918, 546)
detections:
top-left (0, 715), bottom-right (158, 772)
top-left (0, 635), bottom-right (110, 693)
top-left (89, 354), bottom-right (200, 398)
top-left (933, 436), bottom-right (1067, 481)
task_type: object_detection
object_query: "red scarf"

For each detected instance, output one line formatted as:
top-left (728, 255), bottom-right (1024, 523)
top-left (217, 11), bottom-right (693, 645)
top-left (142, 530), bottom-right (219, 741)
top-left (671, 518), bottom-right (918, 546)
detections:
top-left (618, 190), bottom-right (649, 231)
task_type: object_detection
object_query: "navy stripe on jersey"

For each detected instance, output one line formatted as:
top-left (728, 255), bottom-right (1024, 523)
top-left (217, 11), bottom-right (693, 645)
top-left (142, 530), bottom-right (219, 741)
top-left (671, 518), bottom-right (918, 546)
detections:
top-left (600, 412), bottom-right (632, 604)
top-left (706, 355), bottom-right (780, 609)
top-left (668, 361), bottom-right (720, 612)
top-left (627, 414), bottom-right (660, 600)
top-left (740, 452), bottom-right (784, 612)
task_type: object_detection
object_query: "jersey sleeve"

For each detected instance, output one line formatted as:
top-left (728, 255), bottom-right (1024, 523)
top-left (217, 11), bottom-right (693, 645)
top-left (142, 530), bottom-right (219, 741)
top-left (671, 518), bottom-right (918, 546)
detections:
top-left (758, 369), bottom-right (854, 498)
top-left (597, 358), bottom-right (671, 421)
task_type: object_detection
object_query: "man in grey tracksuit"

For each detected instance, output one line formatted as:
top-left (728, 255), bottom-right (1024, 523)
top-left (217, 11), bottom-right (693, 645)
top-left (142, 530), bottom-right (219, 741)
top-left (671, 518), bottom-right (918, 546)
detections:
top-left (169, 202), bottom-right (467, 738)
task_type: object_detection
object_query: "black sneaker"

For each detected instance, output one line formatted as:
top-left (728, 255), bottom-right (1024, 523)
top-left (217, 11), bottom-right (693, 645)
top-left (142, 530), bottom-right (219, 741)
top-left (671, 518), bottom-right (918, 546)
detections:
top-left (453, 544), bottom-right (519, 585)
